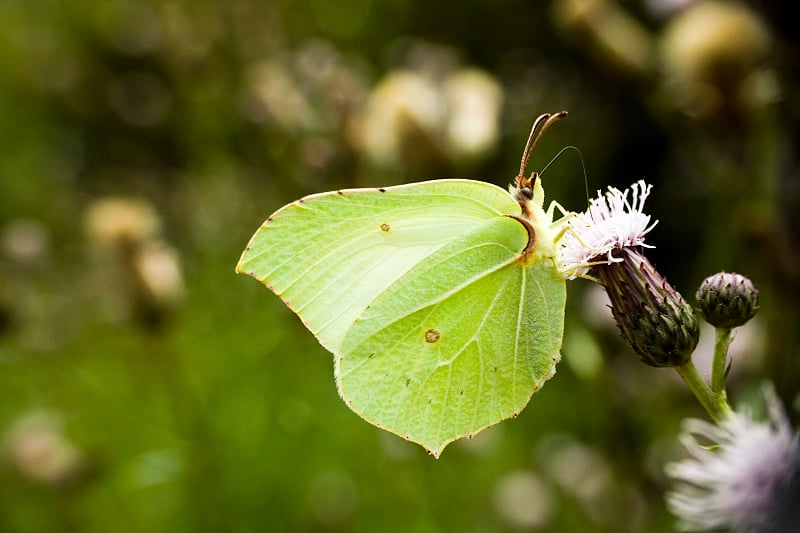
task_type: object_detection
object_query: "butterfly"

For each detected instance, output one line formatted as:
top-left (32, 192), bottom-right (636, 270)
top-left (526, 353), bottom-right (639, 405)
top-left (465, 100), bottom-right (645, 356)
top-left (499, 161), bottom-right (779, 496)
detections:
top-left (237, 111), bottom-right (569, 457)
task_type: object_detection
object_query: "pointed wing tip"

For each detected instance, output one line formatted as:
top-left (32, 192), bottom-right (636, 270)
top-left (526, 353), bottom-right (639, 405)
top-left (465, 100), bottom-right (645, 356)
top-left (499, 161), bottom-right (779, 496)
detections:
top-left (235, 244), bottom-right (262, 279)
top-left (234, 259), bottom-right (250, 276)
top-left (234, 257), bottom-right (261, 281)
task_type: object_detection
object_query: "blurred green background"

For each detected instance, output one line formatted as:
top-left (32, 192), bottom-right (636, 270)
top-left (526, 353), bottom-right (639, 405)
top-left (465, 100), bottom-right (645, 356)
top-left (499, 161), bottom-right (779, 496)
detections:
top-left (1, 0), bottom-right (798, 531)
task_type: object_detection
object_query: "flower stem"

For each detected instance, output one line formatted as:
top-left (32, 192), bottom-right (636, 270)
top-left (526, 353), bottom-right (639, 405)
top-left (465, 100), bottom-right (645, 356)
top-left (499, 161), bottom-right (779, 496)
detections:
top-left (676, 361), bottom-right (732, 423)
top-left (711, 327), bottom-right (733, 395)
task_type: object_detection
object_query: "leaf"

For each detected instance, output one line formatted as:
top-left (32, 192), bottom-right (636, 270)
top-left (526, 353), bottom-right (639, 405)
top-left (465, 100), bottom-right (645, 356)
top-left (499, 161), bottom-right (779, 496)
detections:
top-left (238, 113), bottom-right (569, 457)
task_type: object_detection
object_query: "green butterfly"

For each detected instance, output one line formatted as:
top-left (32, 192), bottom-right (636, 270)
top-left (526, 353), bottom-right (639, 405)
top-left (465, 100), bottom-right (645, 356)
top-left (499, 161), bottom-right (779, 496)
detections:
top-left (237, 112), bottom-right (569, 457)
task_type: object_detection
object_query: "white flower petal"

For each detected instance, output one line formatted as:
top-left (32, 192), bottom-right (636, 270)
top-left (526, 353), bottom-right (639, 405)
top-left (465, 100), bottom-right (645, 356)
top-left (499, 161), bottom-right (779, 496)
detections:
top-left (559, 180), bottom-right (656, 279)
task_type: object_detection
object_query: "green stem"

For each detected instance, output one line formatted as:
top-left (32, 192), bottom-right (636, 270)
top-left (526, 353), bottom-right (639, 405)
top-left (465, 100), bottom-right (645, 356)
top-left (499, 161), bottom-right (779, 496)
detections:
top-left (711, 327), bottom-right (733, 395)
top-left (676, 362), bottom-right (732, 423)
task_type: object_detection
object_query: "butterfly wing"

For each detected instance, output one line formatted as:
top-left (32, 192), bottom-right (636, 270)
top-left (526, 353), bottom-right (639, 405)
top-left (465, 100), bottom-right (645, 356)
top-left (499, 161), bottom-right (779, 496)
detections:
top-left (337, 215), bottom-right (565, 457)
top-left (236, 179), bottom-right (522, 353)
top-left (238, 178), bottom-right (566, 456)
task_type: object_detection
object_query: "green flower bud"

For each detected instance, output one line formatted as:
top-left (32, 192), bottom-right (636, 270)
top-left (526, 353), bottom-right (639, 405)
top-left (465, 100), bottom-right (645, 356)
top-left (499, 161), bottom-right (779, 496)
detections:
top-left (696, 272), bottom-right (759, 329)
top-left (598, 248), bottom-right (699, 367)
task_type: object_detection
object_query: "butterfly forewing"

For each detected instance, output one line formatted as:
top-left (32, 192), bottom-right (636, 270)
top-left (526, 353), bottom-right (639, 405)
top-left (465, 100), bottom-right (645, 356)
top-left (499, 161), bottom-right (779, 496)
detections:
top-left (237, 179), bottom-right (522, 353)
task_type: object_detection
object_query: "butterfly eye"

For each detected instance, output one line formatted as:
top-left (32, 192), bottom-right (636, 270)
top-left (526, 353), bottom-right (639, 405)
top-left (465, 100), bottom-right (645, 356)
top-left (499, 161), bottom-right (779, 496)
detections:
top-left (519, 186), bottom-right (533, 200)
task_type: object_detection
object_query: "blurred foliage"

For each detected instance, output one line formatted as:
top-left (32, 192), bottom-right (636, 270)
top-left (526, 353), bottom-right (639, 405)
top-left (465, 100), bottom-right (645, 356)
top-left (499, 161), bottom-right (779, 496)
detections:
top-left (0, 0), bottom-right (798, 531)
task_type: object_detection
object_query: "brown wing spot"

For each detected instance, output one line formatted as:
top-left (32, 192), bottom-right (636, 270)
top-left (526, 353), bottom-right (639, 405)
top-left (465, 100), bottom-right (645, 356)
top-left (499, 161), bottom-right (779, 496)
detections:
top-left (336, 190), bottom-right (344, 195)
top-left (425, 329), bottom-right (440, 343)
top-left (380, 223), bottom-right (390, 232)
top-left (378, 187), bottom-right (386, 192)
top-left (405, 377), bottom-right (411, 387)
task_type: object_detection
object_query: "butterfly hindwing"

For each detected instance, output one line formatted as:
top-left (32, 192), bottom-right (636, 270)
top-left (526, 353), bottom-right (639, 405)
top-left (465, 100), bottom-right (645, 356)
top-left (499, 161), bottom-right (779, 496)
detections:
top-left (337, 216), bottom-right (565, 456)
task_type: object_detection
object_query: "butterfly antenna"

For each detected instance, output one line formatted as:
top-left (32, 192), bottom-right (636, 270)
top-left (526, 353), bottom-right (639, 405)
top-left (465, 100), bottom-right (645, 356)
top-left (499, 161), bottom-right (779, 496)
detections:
top-left (539, 145), bottom-right (590, 200)
top-left (518, 111), bottom-right (568, 181)
top-left (518, 114), bottom-right (550, 179)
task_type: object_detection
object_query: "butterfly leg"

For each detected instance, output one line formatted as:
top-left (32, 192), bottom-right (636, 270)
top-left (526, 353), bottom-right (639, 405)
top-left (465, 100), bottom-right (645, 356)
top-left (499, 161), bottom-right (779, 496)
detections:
top-left (545, 200), bottom-right (573, 220)
top-left (551, 212), bottom-right (625, 281)
top-left (547, 202), bottom-right (578, 243)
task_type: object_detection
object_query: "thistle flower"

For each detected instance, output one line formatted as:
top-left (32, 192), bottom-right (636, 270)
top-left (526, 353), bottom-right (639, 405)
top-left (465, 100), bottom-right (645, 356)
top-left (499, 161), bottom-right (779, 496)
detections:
top-left (560, 181), bottom-right (699, 367)
top-left (2, 410), bottom-right (86, 486)
top-left (83, 197), bottom-right (161, 246)
top-left (666, 388), bottom-right (800, 532)
top-left (560, 180), bottom-right (656, 280)
top-left (350, 62), bottom-right (503, 167)
top-left (697, 272), bottom-right (759, 329)
top-left (601, 248), bottom-right (699, 367)
top-left (659, 0), bottom-right (772, 118)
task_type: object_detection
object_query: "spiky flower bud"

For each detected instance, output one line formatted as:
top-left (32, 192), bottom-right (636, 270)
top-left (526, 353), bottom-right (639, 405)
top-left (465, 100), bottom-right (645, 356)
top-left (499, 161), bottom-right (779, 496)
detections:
top-left (598, 248), bottom-right (699, 367)
top-left (696, 272), bottom-right (759, 329)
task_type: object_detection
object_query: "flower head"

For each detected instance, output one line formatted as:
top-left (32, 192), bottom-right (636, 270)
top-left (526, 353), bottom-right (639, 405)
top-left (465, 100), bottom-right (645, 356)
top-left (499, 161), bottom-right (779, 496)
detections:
top-left (559, 180), bottom-right (656, 280)
top-left (697, 272), bottom-right (760, 329)
top-left (560, 181), bottom-right (698, 367)
top-left (2, 410), bottom-right (86, 486)
top-left (666, 387), bottom-right (800, 532)
top-left (599, 248), bottom-right (699, 367)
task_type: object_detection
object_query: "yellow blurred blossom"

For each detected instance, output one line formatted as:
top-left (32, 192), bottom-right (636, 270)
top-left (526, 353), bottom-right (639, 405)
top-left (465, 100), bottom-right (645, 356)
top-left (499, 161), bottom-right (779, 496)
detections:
top-left (2, 411), bottom-right (85, 486)
top-left (83, 197), bottom-right (161, 246)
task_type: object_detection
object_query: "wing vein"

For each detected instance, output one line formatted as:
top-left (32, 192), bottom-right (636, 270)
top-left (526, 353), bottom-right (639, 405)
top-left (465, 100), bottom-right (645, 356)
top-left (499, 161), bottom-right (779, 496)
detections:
top-left (350, 242), bottom-right (520, 345)
top-left (468, 271), bottom-right (516, 427)
top-left (512, 262), bottom-right (527, 403)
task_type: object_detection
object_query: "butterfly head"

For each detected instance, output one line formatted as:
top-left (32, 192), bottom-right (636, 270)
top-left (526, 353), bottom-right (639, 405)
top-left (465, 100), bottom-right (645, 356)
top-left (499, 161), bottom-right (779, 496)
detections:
top-left (511, 171), bottom-right (544, 218)
top-left (511, 110), bottom-right (567, 218)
